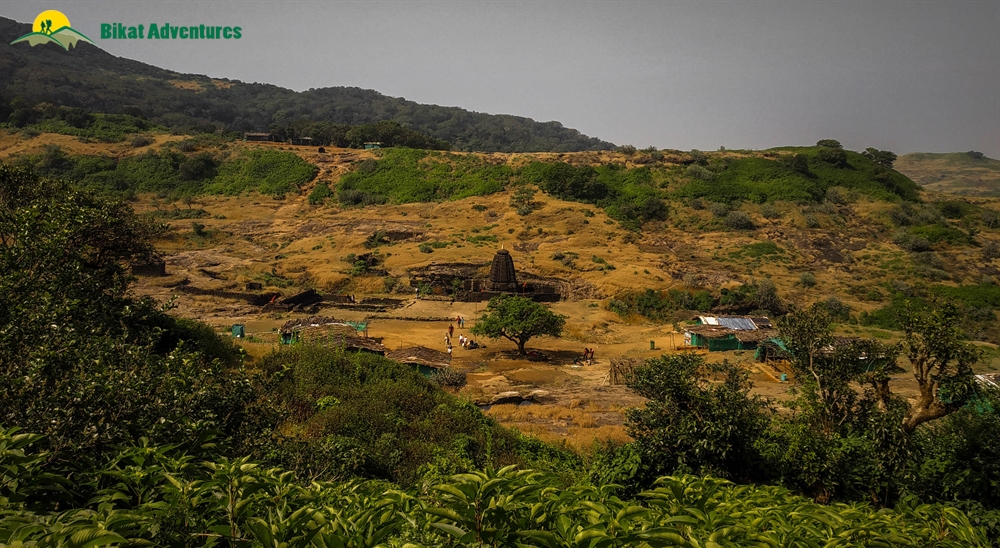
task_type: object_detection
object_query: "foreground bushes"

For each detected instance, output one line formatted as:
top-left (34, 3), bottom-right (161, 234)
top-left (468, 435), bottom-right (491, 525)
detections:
top-left (0, 429), bottom-right (988, 547)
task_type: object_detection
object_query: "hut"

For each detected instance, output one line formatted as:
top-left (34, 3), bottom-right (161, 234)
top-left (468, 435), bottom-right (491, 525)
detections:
top-left (363, 142), bottom-right (382, 150)
top-left (279, 289), bottom-right (322, 307)
top-left (755, 338), bottom-right (790, 363)
top-left (289, 136), bottom-right (315, 146)
top-left (488, 249), bottom-right (518, 292)
top-left (386, 346), bottom-right (451, 376)
top-left (243, 132), bottom-right (274, 142)
top-left (684, 315), bottom-right (775, 352)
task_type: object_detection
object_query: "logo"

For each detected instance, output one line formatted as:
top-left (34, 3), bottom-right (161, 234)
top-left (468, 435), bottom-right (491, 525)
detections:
top-left (10, 9), bottom-right (95, 50)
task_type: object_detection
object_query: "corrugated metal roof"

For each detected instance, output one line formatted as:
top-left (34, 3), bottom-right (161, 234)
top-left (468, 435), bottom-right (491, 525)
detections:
top-left (717, 317), bottom-right (757, 330)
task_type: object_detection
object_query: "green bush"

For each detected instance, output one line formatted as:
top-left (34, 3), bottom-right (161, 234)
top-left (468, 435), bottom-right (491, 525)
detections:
top-left (676, 147), bottom-right (920, 204)
top-left (207, 148), bottom-right (317, 196)
top-left (338, 148), bottom-right (512, 204)
top-left (724, 210), bottom-right (755, 230)
top-left (308, 181), bottom-right (334, 205)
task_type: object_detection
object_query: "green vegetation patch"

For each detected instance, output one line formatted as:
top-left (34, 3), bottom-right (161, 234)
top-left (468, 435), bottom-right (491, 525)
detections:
top-left (729, 241), bottom-right (785, 259)
top-left (6, 107), bottom-right (164, 143)
top-left (338, 149), bottom-right (512, 205)
top-left (518, 161), bottom-right (668, 229)
top-left (677, 147), bottom-right (920, 204)
top-left (908, 223), bottom-right (974, 246)
top-left (13, 145), bottom-right (316, 198)
top-left (205, 149), bottom-right (317, 196)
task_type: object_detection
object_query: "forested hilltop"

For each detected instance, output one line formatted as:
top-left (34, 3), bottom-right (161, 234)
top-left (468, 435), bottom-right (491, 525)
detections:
top-left (0, 16), bottom-right (614, 153)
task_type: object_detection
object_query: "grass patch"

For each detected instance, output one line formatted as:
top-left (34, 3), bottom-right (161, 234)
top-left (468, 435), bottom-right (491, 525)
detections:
top-left (677, 147), bottom-right (919, 204)
top-left (729, 241), bottom-right (784, 259)
top-left (14, 146), bottom-right (316, 199)
top-left (338, 149), bottom-right (512, 204)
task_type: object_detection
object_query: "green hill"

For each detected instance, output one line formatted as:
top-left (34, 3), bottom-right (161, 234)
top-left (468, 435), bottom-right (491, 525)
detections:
top-left (0, 16), bottom-right (614, 153)
top-left (895, 151), bottom-right (1000, 196)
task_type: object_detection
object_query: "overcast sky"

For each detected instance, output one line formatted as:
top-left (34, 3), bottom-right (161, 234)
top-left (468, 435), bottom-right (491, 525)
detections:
top-left (4, 0), bottom-right (999, 156)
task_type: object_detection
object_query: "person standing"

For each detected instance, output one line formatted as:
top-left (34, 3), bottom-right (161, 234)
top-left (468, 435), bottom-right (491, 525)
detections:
top-left (448, 324), bottom-right (454, 338)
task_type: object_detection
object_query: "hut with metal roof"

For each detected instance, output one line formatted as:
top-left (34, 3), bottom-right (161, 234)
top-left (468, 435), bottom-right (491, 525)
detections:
top-left (684, 315), bottom-right (776, 351)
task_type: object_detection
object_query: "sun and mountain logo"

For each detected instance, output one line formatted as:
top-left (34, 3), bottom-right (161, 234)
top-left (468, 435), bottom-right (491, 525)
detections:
top-left (10, 9), bottom-right (95, 50)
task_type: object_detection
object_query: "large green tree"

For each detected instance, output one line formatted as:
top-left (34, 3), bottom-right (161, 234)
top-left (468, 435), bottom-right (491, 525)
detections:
top-left (0, 163), bottom-right (271, 465)
top-left (624, 354), bottom-right (773, 482)
top-left (471, 295), bottom-right (565, 355)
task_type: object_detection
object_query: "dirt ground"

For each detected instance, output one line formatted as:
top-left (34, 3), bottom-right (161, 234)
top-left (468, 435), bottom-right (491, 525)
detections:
top-left (138, 287), bottom-right (928, 450)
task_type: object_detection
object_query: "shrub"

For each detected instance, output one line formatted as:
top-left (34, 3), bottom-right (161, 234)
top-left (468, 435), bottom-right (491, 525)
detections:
top-left (430, 368), bottom-right (467, 389)
top-left (817, 139), bottom-right (843, 148)
top-left (308, 181), bottom-right (333, 205)
top-left (686, 164), bottom-right (715, 181)
top-left (790, 153), bottom-right (810, 174)
top-left (982, 209), bottom-right (1000, 229)
top-left (618, 144), bottom-right (637, 155)
top-left (130, 134), bottom-right (154, 148)
top-left (724, 211), bottom-right (756, 230)
top-left (817, 147), bottom-right (848, 167)
top-left (804, 214), bottom-right (820, 228)
top-left (510, 185), bottom-right (537, 216)
top-left (826, 186), bottom-right (850, 205)
top-left (690, 198), bottom-right (705, 210)
top-left (709, 202), bottom-right (729, 218)
top-left (800, 272), bottom-right (817, 288)
top-left (339, 189), bottom-right (387, 206)
top-left (363, 231), bottom-right (391, 249)
top-left (984, 241), bottom-right (1000, 260)
top-left (893, 230), bottom-right (932, 252)
top-left (821, 296), bottom-right (852, 320)
top-left (760, 203), bottom-right (781, 219)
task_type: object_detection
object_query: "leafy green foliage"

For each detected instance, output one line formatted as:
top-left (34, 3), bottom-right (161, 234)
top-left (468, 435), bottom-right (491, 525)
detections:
top-left (338, 149), bottom-right (512, 204)
top-left (14, 146), bottom-right (317, 198)
top-left (4, 105), bottom-right (161, 142)
top-left (307, 181), bottom-right (333, 205)
top-left (258, 345), bottom-right (553, 484)
top-left (518, 161), bottom-right (667, 229)
top-left (471, 295), bottom-right (566, 355)
top-left (510, 185), bottom-right (538, 216)
top-left (271, 119), bottom-right (450, 149)
top-left (625, 354), bottom-right (774, 482)
top-left (863, 147), bottom-right (898, 169)
top-left (206, 148), bottom-right (318, 196)
top-left (0, 430), bottom-right (989, 547)
top-left (0, 163), bottom-right (275, 467)
top-left (609, 280), bottom-right (785, 322)
top-left (677, 147), bottom-right (920, 204)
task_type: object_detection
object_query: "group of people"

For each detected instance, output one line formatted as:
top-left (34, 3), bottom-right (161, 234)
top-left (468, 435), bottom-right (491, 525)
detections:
top-left (444, 316), bottom-right (478, 351)
top-left (574, 347), bottom-right (596, 365)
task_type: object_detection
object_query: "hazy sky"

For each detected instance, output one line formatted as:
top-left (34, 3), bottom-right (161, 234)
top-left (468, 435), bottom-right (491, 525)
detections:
top-left (4, 0), bottom-right (999, 156)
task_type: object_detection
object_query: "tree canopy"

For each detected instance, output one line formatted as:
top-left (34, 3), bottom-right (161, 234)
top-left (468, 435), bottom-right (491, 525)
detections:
top-left (471, 295), bottom-right (565, 355)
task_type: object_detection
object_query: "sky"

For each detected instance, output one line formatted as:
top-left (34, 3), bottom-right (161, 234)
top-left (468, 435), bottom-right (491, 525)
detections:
top-left (3, 0), bottom-right (999, 156)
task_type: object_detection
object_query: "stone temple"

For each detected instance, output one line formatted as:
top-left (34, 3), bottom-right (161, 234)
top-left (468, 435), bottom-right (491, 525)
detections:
top-left (408, 247), bottom-right (562, 302)
top-left (488, 249), bottom-right (518, 291)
